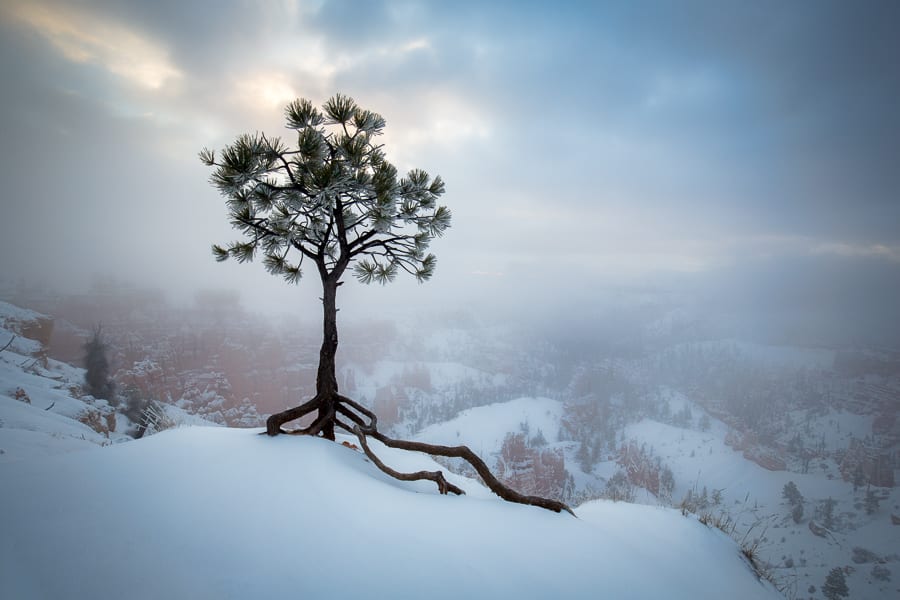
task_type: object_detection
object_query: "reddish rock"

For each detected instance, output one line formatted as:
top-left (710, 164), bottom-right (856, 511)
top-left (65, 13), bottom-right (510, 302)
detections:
top-left (742, 446), bottom-right (787, 471)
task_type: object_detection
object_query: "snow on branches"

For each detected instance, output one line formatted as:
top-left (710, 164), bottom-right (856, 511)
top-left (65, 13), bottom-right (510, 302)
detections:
top-left (202, 93), bottom-right (451, 286)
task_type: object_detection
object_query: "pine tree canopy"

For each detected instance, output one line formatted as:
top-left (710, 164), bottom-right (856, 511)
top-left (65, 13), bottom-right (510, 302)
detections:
top-left (201, 94), bottom-right (451, 286)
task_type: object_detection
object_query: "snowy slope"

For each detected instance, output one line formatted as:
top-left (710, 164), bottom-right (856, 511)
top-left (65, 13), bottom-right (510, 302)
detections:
top-left (621, 415), bottom-right (900, 600)
top-left (0, 427), bottom-right (780, 600)
top-left (416, 396), bottom-right (563, 452)
top-left (410, 396), bottom-right (899, 599)
top-left (0, 304), bottom-right (129, 461)
top-left (0, 300), bottom-right (219, 463)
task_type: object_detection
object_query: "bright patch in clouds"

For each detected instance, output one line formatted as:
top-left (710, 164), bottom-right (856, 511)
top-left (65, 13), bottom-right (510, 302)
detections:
top-left (9, 1), bottom-right (181, 90)
top-left (237, 72), bottom-right (299, 111)
top-left (401, 37), bottom-right (430, 52)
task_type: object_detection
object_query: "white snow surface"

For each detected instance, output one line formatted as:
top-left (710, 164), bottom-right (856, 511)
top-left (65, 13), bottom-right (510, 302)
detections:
top-left (0, 299), bottom-right (47, 326)
top-left (415, 396), bottom-right (563, 452)
top-left (0, 426), bottom-right (780, 600)
top-left (619, 415), bottom-right (900, 600)
top-left (0, 330), bottom-right (126, 462)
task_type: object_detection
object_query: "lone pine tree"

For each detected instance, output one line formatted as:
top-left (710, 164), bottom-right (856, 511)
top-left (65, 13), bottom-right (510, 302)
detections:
top-left (202, 94), bottom-right (571, 514)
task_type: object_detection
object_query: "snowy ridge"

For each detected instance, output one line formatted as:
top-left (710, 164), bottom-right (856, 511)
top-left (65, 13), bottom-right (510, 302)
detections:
top-left (622, 415), bottom-right (900, 600)
top-left (0, 299), bottom-right (222, 463)
top-left (0, 427), bottom-right (780, 599)
top-left (0, 314), bottom-right (127, 462)
top-left (0, 299), bottom-right (47, 327)
top-left (416, 396), bottom-right (562, 452)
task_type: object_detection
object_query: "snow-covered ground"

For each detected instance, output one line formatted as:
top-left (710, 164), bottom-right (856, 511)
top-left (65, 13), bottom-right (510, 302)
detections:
top-left (416, 396), bottom-right (562, 453)
top-left (2, 295), bottom-right (897, 599)
top-left (0, 426), bottom-right (780, 600)
top-left (621, 414), bottom-right (899, 600)
top-left (416, 394), bottom-right (899, 600)
top-left (0, 301), bottom-right (216, 463)
top-left (0, 303), bottom-right (129, 461)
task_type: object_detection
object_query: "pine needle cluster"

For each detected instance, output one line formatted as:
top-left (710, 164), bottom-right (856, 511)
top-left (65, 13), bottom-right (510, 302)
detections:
top-left (201, 94), bottom-right (450, 285)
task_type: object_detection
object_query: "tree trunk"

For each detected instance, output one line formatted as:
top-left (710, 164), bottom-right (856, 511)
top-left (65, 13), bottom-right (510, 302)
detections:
top-left (314, 276), bottom-right (340, 440)
top-left (265, 276), bottom-right (341, 437)
top-left (260, 273), bottom-right (575, 515)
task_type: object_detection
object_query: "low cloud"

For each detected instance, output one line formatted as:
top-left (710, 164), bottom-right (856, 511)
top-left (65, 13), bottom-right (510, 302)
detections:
top-left (7, 0), bottom-right (181, 90)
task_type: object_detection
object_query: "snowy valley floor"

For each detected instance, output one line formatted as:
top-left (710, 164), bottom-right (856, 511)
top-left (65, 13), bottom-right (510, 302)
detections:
top-left (0, 427), bottom-right (780, 600)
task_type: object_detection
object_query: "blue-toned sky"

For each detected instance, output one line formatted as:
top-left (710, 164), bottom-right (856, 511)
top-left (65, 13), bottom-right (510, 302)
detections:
top-left (1, 1), bottom-right (898, 343)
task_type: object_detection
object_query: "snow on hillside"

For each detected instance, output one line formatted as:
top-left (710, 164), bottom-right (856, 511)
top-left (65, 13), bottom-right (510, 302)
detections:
top-left (0, 427), bottom-right (780, 600)
top-left (0, 301), bottom-right (219, 463)
top-left (0, 304), bottom-right (128, 461)
top-left (0, 299), bottom-right (47, 327)
top-left (620, 415), bottom-right (900, 600)
top-left (416, 396), bottom-right (562, 453)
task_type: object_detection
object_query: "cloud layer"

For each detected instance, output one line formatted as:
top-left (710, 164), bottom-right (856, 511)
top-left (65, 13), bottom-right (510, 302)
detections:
top-left (1, 0), bottom-right (898, 344)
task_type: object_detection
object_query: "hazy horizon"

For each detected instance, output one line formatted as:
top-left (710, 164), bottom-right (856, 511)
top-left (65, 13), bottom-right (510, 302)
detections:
top-left (1, 0), bottom-right (898, 347)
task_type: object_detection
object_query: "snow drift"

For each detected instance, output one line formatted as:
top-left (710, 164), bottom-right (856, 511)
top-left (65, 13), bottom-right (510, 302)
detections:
top-left (0, 427), bottom-right (779, 599)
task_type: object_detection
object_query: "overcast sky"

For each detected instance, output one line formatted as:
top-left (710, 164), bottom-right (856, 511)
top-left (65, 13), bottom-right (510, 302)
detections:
top-left (1, 0), bottom-right (898, 343)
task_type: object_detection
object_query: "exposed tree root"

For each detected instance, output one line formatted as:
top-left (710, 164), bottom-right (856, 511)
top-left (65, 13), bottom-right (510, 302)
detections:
top-left (266, 394), bottom-right (575, 516)
top-left (351, 425), bottom-right (466, 496)
top-left (266, 395), bottom-right (322, 436)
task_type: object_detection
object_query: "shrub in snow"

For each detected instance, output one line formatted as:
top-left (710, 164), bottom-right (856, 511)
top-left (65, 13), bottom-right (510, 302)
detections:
top-left (605, 470), bottom-right (635, 503)
top-left (822, 567), bottom-right (848, 600)
top-left (78, 409), bottom-right (111, 437)
top-left (791, 502), bottom-right (804, 524)
top-left (13, 387), bottom-right (30, 404)
top-left (660, 466), bottom-right (676, 501)
top-left (817, 497), bottom-right (838, 530)
top-left (140, 403), bottom-right (177, 436)
top-left (122, 386), bottom-right (153, 438)
top-left (82, 326), bottom-right (116, 406)
top-left (699, 413), bottom-right (711, 431)
top-left (782, 481), bottom-right (803, 506)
